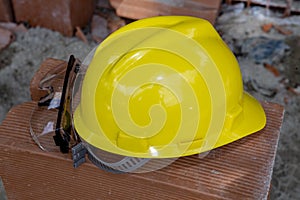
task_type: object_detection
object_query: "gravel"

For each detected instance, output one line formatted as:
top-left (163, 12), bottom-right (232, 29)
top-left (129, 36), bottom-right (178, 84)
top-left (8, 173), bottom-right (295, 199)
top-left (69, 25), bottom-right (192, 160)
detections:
top-left (0, 27), bottom-right (96, 122)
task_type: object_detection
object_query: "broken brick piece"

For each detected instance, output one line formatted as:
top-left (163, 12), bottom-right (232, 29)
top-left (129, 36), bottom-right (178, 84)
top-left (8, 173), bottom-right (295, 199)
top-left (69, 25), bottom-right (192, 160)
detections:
top-left (12, 0), bottom-right (95, 36)
top-left (0, 0), bottom-right (13, 22)
top-left (110, 0), bottom-right (221, 24)
top-left (262, 23), bottom-right (273, 33)
top-left (287, 86), bottom-right (300, 95)
top-left (264, 63), bottom-right (280, 77)
top-left (0, 27), bottom-right (13, 51)
top-left (75, 26), bottom-right (88, 44)
top-left (273, 25), bottom-right (293, 35)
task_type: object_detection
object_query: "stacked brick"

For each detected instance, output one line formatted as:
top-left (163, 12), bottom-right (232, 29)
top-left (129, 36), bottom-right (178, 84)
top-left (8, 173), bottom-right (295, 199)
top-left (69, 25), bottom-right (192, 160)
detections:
top-left (0, 0), bottom-right (223, 49)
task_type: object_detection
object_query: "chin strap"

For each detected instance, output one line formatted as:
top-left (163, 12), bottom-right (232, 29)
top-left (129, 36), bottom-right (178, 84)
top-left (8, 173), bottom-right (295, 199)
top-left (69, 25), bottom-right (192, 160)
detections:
top-left (72, 142), bottom-right (150, 173)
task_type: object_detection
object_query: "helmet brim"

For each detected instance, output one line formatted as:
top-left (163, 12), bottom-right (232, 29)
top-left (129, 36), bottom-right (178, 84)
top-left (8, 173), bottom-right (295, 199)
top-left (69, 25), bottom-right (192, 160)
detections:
top-left (214, 92), bottom-right (266, 149)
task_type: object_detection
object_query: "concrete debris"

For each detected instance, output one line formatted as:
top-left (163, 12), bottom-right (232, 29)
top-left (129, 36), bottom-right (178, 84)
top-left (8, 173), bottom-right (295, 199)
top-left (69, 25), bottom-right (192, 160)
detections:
top-left (91, 15), bottom-right (109, 43)
top-left (238, 37), bottom-right (290, 64)
top-left (217, 4), bottom-right (300, 199)
top-left (0, 27), bottom-right (95, 122)
top-left (0, 27), bottom-right (13, 51)
top-left (230, 0), bottom-right (300, 15)
top-left (283, 36), bottom-right (300, 85)
top-left (245, 79), bottom-right (277, 97)
top-left (0, 1), bottom-right (299, 199)
top-left (0, 177), bottom-right (8, 200)
top-left (92, 4), bottom-right (125, 42)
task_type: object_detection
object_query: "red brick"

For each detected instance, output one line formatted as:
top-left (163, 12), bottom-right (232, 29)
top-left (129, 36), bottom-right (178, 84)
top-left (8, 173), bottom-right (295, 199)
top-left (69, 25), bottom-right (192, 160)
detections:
top-left (0, 0), bottom-right (13, 22)
top-left (110, 0), bottom-right (222, 24)
top-left (75, 26), bottom-right (88, 43)
top-left (12, 0), bottom-right (95, 36)
top-left (0, 100), bottom-right (283, 199)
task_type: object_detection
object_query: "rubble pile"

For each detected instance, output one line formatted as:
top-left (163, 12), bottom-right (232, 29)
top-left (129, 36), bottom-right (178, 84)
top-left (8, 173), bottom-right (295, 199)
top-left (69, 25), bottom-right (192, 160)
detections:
top-left (0, 0), bottom-right (299, 199)
top-left (217, 3), bottom-right (300, 199)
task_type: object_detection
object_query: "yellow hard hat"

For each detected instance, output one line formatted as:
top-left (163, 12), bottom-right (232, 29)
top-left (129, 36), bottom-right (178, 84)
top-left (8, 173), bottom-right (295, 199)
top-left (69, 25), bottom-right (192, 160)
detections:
top-left (73, 16), bottom-right (266, 160)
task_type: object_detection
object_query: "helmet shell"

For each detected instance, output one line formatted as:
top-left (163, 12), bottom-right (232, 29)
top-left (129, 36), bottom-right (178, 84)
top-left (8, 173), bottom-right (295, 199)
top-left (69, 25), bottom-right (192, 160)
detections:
top-left (73, 16), bottom-right (266, 158)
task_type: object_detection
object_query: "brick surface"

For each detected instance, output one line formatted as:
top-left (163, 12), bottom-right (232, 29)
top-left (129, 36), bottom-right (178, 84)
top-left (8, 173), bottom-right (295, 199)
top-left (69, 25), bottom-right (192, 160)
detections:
top-left (12, 0), bottom-right (95, 36)
top-left (110, 0), bottom-right (222, 24)
top-left (0, 58), bottom-right (284, 199)
top-left (0, 0), bottom-right (13, 22)
top-left (0, 101), bottom-right (284, 199)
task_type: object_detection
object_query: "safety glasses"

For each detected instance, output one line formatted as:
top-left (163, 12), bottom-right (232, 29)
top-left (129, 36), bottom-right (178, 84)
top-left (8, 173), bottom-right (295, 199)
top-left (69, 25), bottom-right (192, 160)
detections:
top-left (29, 54), bottom-right (178, 174)
top-left (30, 55), bottom-right (80, 153)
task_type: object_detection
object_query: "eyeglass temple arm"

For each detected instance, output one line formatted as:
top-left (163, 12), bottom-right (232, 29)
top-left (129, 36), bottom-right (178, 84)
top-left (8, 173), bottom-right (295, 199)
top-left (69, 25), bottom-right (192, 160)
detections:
top-left (53, 55), bottom-right (79, 153)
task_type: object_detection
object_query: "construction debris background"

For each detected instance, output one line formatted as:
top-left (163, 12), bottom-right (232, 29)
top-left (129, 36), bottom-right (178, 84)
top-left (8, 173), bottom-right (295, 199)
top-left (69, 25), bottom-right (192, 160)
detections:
top-left (0, 0), bottom-right (299, 199)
